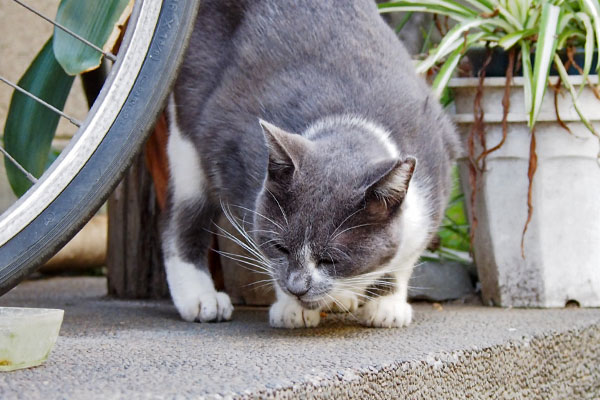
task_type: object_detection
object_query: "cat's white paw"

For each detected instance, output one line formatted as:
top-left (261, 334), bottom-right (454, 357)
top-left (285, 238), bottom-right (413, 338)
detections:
top-left (328, 290), bottom-right (359, 313)
top-left (269, 297), bottom-right (321, 328)
top-left (359, 296), bottom-right (412, 328)
top-left (165, 257), bottom-right (233, 322)
top-left (175, 290), bottom-right (234, 323)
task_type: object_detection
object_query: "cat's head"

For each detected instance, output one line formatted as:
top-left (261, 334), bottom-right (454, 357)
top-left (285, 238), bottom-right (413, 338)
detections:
top-left (252, 118), bottom-right (417, 309)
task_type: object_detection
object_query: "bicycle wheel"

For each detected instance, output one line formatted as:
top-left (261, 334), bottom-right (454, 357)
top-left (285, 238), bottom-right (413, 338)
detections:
top-left (0, 0), bottom-right (199, 296)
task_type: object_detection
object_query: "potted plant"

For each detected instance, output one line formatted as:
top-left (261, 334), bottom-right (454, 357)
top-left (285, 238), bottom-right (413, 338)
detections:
top-left (380, 0), bottom-right (600, 307)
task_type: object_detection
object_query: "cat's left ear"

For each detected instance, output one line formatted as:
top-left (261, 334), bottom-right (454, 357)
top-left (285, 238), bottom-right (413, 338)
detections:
top-left (364, 157), bottom-right (417, 215)
top-left (259, 119), bottom-right (311, 181)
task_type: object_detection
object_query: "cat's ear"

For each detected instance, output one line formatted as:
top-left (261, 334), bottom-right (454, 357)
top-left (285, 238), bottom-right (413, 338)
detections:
top-left (363, 157), bottom-right (416, 216)
top-left (259, 119), bottom-right (310, 182)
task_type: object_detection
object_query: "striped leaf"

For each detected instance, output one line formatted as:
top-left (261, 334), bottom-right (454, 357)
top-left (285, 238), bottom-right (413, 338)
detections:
top-left (554, 54), bottom-right (599, 137)
top-left (529, 3), bottom-right (561, 127)
top-left (579, 0), bottom-right (600, 71)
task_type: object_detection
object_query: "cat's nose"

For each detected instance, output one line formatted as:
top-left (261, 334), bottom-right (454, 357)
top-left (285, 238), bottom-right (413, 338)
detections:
top-left (286, 272), bottom-right (311, 297)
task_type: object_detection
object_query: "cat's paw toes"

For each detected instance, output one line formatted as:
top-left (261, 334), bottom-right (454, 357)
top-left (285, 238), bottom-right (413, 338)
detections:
top-left (175, 291), bottom-right (233, 323)
top-left (269, 298), bottom-right (320, 328)
top-left (359, 296), bottom-right (412, 328)
top-left (329, 291), bottom-right (359, 313)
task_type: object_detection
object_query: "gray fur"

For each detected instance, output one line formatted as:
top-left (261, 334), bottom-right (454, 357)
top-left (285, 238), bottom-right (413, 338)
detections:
top-left (165, 0), bottom-right (458, 320)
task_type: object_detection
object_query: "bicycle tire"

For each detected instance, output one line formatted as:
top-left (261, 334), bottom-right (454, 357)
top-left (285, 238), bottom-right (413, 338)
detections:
top-left (0, 0), bottom-right (200, 296)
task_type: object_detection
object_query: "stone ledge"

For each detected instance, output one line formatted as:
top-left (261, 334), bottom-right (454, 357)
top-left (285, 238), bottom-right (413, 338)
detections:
top-left (0, 277), bottom-right (598, 399)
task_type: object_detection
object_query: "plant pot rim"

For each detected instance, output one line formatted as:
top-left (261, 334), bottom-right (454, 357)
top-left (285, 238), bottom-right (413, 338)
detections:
top-left (449, 75), bottom-right (598, 88)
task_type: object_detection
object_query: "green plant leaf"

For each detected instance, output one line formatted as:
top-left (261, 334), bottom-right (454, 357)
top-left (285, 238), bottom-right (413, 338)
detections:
top-left (432, 48), bottom-right (464, 99)
top-left (378, 0), bottom-right (477, 19)
top-left (498, 28), bottom-right (536, 50)
top-left (3, 38), bottom-right (75, 197)
top-left (554, 54), bottom-right (600, 138)
top-left (521, 40), bottom-right (534, 116)
top-left (529, 3), bottom-right (561, 127)
top-left (574, 12), bottom-right (595, 93)
top-left (431, 32), bottom-right (487, 97)
top-left (416, 19), bottom-right (491, 73)
top-left (53, 0), bottom-right (132, 75)
top-left (579, 0), bottom-right (600, 70)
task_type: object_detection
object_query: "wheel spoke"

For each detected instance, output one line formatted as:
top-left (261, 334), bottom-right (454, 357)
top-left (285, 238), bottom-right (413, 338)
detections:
top-left (0, 76), bottom-right (82, 127)
top-left (11, 0), bottom-right (117, 62)
top-left (0, 146), bottom-right (38, 185)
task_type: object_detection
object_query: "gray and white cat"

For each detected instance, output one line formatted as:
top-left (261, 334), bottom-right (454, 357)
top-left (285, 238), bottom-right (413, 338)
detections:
top-left (163, 0), bottom-right (459, 328)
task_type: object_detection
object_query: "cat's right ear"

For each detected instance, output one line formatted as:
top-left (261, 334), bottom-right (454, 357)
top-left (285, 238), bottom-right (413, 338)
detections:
top-left (362, 157), bottom-right (416, 218)
top-left (259, 119), bottom-right (311, 183)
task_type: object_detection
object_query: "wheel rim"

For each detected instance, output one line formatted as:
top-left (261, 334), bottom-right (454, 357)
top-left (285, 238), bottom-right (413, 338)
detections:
top-left (0, 0), bottom-right (162, 247)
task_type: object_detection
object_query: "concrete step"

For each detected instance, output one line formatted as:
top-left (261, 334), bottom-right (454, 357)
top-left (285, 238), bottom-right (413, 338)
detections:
top-left (0, 277), bottom-right (598, 399)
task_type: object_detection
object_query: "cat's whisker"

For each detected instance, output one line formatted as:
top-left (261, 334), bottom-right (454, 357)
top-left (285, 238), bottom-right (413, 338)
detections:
top-left (212, 216), bottom-right (271, 266)
top-left (213, 250), bottom-right (273, 274)
top-left (214, 252), bottom-right (273, 276)
top-left (330, 223), bottom-right (376, 241)
top-left (328, 206), bottom-right (365, 243)
top-left (212, 227), bottom-right (270, 266)
top-left (244, 278), bottom-right (277, 288)
top-left (266, 188), bottom-right (289, 228)
top-left (228, 203), bottom-right (285, 232)
top-left (324, 293), bottom-right (348, 314)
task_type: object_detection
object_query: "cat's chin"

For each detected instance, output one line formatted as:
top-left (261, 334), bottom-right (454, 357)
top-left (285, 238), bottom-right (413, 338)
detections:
top-left (298, 298), bottom-right (323, 310)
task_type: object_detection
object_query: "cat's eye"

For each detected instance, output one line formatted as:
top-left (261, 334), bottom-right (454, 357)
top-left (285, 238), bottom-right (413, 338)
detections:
top-left (319, 258), bottom-right (336, 266)
top-left (274, 244), bottom-right (290, 255)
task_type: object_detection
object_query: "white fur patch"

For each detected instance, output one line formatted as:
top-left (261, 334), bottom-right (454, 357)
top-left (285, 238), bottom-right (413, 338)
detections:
top-left (303, 115), bottom-right (399, 159)
top-left (300, 244), bottom-right (326, 284)
top-left (327, 289), bottom-right (359, 313)
top-left (269, 288), bottom-right (321, 328)
top-left (167, 95), bottom-right (206, 203)
top-left (165, 254), bottom-right (233, 322)
top-left (358, 294), bottom-right (413, 328)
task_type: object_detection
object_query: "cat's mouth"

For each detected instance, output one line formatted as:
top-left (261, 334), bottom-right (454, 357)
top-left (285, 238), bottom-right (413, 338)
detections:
top-left (298, 297), bottom-right (324, 310)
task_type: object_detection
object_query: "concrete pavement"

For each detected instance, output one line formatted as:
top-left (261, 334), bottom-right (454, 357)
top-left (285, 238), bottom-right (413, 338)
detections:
top-left (0, 277), bottom-right (599, 399)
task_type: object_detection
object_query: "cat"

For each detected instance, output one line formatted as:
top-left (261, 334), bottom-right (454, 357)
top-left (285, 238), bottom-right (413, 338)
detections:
top-left (163, 0), bottom-right (459, 328)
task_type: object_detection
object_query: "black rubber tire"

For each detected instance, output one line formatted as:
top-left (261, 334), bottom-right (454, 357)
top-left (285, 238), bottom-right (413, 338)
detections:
top-left (0, 0), bottom-right (199, 296)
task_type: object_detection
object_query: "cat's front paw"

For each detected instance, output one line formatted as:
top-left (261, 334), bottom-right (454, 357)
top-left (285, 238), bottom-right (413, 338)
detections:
top-left (269, 297), bottom-right (321, 328)
top-left (328, 290), bottom-right (359, 313)
top-left (359, 296), bottom-right (412, 328)
top-left (174, 290), bottom-right (234, 323)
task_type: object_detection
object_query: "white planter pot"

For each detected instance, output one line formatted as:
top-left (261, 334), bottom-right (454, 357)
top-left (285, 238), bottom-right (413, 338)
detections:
top-left (450, 76), bottom-right (600, 307)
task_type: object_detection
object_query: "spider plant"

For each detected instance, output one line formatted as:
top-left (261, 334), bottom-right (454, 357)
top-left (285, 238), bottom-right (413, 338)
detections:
top-left (379, 0), bottom-right (600, 135)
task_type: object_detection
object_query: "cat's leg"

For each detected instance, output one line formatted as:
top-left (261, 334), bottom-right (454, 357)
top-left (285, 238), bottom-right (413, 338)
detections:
top-left (163, 97), bottom-right (233, 323)
top-left (269, 286), bottom-right (321, 328)
top-left (358, 253), bottom-right (420, 328)
top-left (163, 200), bottom-right (233, 323)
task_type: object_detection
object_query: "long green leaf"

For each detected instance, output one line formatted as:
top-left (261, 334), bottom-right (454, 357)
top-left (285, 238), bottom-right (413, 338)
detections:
top-left (3, 38), bottom-right (75, 196)
top-left (416, 19), bottom-right (490, 73)
top-left (461, 0), bottom-right (494, 13)
top-left (579, 0), bottom-right (600, 71)
top-left (554, 54), bottom-right (599, 138)
top-left (521, 40), bottom-right (534, 116)
top-left (529, 3), bottom-right (561, 127)
top-left (432, 48), bottom-right (464, 99)
top-left (431, 32), bottom-right (487, 97)
top-left (498, 28), bottom-right (537, 49)
top-left (574, 12), bottom-right (595, 94)
top-left (378, 0), bottom-right (477, 18)
top-left (53, 0), bottom-right (132, 75)
top-left (497, 3), bottom-right (525, 30)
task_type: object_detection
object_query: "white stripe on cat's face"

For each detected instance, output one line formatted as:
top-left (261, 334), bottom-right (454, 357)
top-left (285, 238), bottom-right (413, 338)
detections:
top-left (299, 244), bottom-right (325, 284)
top-left (167, 95), bottom-right (206, 203)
